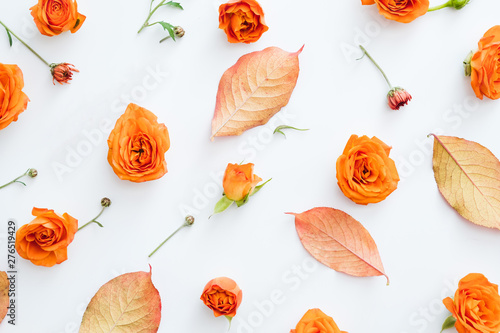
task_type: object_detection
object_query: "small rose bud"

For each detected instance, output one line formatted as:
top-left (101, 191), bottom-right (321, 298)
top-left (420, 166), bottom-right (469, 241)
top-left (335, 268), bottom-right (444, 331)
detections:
top-left (174, 26), bottom-right (185, 38)
top-left (28, 169), bottom-right (38, 178)
top-left (50, 63), bottom-right (79, 85)
top-left (101, 197), bottom-right (112, 207)
top-left (451, 0), bottom-right (470, 9)
top-left (463, 50), bottom-right (473, 77)
top-left (387, 87), bottom-right (412, 110)
top-left (185, 215), bottom-right (195, 226)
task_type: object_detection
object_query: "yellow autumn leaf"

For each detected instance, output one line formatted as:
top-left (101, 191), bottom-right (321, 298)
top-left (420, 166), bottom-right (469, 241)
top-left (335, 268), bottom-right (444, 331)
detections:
top-left (79, 267), bottom-right (161, 333)
top-left (211, 46), bottom-right (303, 140)
top-left (432, 135), bottom-right (500, 229)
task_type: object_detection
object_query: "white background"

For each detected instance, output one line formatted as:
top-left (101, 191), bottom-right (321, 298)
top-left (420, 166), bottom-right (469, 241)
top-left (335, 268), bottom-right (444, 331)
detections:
top-left (1, 0), bottom-right (500, 332)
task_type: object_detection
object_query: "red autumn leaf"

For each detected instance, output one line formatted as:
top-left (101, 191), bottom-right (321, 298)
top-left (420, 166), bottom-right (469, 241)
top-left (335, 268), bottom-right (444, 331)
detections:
top-left (79, 267), bottom-right (161, 332)
top-left (287, 207), bottom-right (389, 284)
top-left (211, 46), bottom-right (303, 140)
top-left (0, 271), bottom-right (8, 324)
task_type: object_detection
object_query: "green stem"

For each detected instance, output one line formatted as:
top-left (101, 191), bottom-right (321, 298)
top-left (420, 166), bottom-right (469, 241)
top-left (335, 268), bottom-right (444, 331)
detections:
top-left (0, 20), bottom-right (50, 67)
top-left (148, 222), bottom-right (188, 257)
top-left (159, 35), bottom-right (171, 43)
top-left (428, 0), bottom-right (452, 11)
top-left (138, 0), bottom-right (168, 33)
top-left (359, 45), bottom-right (393, 89)
top-left (0, 169), bottom-right (29, 189)
top-left (78, 207), bottom-right (105, 231)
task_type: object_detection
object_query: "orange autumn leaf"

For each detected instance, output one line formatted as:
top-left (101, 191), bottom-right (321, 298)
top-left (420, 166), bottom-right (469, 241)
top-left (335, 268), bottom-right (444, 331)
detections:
top-left (0, 272), bottom-right (8, 324)
top-left (431, 135), bottom-right (500, 229)
top-left (211, 46), bottom-right (303, 140)
top-left (79, 267), bottom-right (161, 333)
top-left (287, 207), bottom-right (389, 284)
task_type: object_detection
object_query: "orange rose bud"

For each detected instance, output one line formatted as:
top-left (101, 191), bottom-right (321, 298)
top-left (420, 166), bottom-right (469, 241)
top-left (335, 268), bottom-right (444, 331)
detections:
top-left (223, 163), bottom-right (262, 201)
top-left (469, 26), bottom-right (500, 100)
top-left (336, 135), bottom-right (399, 205)
top-left (15, 208), bottom-right (78, 267)
top-left (50, 63), bottom-right (79, 85)
top-left (0, 63), bottom-right (29, 131)
top-left (30, 0), bottom-right (86, 37)
top-left (290, 309), bottom-right (348, 333)
top-left (443, 273), bottom-right (500, 333)
top-left (201, 277), bottom-right (242, 318)
top-left (107, 103), bottom-right (170, 183)
top-left (387, 87), bottom-right (412, 110)
top-left (361, 0), bottom-right (429, 23)
top-left (219, 0), bottom-right (269, 44)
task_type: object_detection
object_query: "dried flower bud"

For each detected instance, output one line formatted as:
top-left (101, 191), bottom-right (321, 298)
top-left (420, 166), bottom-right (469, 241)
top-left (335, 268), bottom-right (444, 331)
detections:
top-left (185, 215), bottom-right (195, 226)
top-left (28, 169), bottom-right (38, 178)
top-left (101, 197), bottom-right (112, 207)
top-left (387, 87), bottom-right (412, 110)
top-left (463, 50), bottom-right (473, 77)
top-left (174, 26), bottom-right (185, 38)
top-left (451, 0), bottom-right (470, 9)
top-left (50, 63), bottom-right (79, 85)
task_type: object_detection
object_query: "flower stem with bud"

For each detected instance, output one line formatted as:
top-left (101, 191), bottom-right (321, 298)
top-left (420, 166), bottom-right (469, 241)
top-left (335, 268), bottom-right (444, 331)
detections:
top-left (78, 198), bottom-right (112, 231)
top-left (0, 168), bottom-right (37, 189)
top-left (428, 0), bottom-right (471, 11)
top-left (138, 0), bottom-right (184, 42)
top-left (148, 215), bottom-right (194, 258)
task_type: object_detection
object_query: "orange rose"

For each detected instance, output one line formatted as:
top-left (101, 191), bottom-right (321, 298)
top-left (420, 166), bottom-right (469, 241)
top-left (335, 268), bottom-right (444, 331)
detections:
top-left (336, 135), bottom-right (399, 205)
top-left (201, 277), bottom-right (242, 318)
top-left (470, 26), bottom-right (500, 100)
top-left (223, 163), bottom-right (262, 201)
top-left (290, 309), bottom-right (348, 333)
top-left (30, 0), bottom-right (86, 37)
top-left (443, 273), bottom-right (500, 333)
top-left (361, 0), bottom-right (429, 23)
top-left (16, 208), bottom-right (78, 267)
top-left (0, 64), bottom-right (29, 131)
top-left (219, 0), bottom-right (269, 44)
top-left (107, 103), bottom-right (170, 183)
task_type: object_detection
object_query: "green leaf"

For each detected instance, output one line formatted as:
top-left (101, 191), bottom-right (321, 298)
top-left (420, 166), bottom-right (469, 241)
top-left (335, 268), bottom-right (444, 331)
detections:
top-left (4, 27), bottom-right (12, 47)
top-left (213, 196), bottom-right (234, 215)
top-left (158, 21), bottom-right (176, 41)
top-left (273, 125), bottom-right (309, 138)
top-left (441, 315), bottom-right (456, 332)
top-left (251, 178), bottom-right (272, 197)
top-left (164, 1), bottom-right (183, 9)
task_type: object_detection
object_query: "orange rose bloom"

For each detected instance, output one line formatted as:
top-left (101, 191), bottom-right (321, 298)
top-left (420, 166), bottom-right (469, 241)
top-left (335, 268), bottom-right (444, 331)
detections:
top-left (0, 64), bottom-right (29, 131)
top-left (16, 208), bottom-right (78, 267)
top-left (223, 163), bottom-right (262, 201)
top-left (336, 135), bottom-right (399, 205)
top-left (30, 0), bottom-right (86, 37)
top-left (219, 0), bottom-right (269, 44)
top-left (361, 0), bottom-right (429, 23)
top-left (470, 26), bottom-right (500, 100)
top-left (290, 309), bottom-right (348, 333)
top-left (107, 103), bottom-right (170, 183)
top-left (443, 273), bottom-right (500, 333)
top-left (201, 277), bottom-right (243, 318)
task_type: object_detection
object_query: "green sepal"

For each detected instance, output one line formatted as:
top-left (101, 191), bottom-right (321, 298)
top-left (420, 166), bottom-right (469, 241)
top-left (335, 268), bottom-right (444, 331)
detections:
top-left (164, 1), bottom-right (183, 9)
top-left (235, 191), bottom-right (250, 207)
top-left (441, 315), bottom-right (456, 332)
top-left (213, 195), bottom-right (234, 215)
top-left (4, 27), bottom-right (12, 47)
top-left (158, 21), bottom-right (176, 41)
top-left (225, 315), bottom-right (233, 330)
top-left (251, 178), bottom-right (271, 197)
top-left (273, 125), bottom-right (309, 138)
top-left (73, 18), bottom-right (81, 30)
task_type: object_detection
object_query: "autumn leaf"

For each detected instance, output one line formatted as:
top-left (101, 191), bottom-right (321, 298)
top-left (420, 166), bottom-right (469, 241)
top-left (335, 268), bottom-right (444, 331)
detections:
top-left (431, 135), bottom-right (500, 229)
top-left (287, 207), bottom-right (389, 284)
top-left (211, 46), bottom-right (304, 140)
top-left (0, 272), bottom-right (8, 324)
top-left (79, 267), bottom-right (161, 333)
